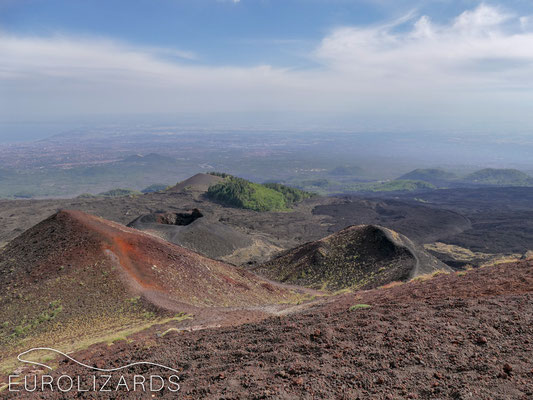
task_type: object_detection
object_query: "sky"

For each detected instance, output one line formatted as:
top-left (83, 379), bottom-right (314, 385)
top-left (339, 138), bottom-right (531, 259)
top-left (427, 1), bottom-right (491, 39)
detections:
top-left (1, 0), bottom-right (533, 140)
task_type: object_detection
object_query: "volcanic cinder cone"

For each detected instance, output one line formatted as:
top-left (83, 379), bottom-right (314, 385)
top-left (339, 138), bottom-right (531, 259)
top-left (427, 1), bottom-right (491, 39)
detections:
top-left (254, 224), bottom-right (450, 291)
top-left (0, 210), bottom-right (299, 358)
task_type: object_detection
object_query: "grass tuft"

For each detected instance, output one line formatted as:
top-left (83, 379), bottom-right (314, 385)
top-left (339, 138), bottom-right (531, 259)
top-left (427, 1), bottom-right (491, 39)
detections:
top-left (349, 304), bottom-right (372, 311)
top-left (378, 281), bottom-right (404, 289)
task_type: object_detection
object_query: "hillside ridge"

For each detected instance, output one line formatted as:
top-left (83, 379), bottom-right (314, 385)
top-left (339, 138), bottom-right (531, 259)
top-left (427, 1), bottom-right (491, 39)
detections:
top-left (254, 224), bottom-right (449, 290)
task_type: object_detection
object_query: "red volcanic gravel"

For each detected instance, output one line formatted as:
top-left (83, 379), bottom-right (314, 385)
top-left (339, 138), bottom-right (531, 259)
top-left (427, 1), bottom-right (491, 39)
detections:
top-left (6, 260), bottom-right (533, 399)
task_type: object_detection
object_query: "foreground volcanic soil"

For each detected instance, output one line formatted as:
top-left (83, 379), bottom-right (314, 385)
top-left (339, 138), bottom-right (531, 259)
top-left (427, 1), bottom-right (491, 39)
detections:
top-left (8, 259), bottom-right (533, 399)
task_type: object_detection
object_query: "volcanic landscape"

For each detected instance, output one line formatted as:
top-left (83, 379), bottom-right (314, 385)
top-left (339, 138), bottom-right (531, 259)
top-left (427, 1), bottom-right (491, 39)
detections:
top-left (0, 173), bottom-right (532, 399)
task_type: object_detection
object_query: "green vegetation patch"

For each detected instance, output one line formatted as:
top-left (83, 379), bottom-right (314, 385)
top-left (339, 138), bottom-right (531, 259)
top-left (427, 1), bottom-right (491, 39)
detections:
top-left (206, 175), bottom-right (314, 212)
top-left (208, 172), bottom-right (233, 178)
top-left (263, 183), bottom-right (315, 203)
top-left (349, 304), bottom-right (372, 310)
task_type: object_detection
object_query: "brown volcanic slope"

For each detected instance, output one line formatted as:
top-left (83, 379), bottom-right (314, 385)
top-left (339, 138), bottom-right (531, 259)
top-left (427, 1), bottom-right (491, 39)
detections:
top-left (166, 173), bottom-right (224, 193)
top-left (254, 224), bottom-right (449, 291)
top-left (0, 210), bottom-right (301, 360)
top-left (9, 260), bottom-right (533, 399)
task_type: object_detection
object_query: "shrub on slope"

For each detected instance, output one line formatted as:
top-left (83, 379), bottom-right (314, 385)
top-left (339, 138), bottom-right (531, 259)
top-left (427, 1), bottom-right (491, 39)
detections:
top-left (263, 183), bottom-right (315, 204)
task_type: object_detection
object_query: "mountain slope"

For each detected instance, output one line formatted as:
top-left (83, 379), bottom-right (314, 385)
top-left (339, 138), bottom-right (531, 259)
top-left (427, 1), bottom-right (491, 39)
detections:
top-left (0, 210), bottom-right (300, 358)
top-left (167, 173), bottom-right (224, 192)
top-left (347, 179), bottom-right (435, 193)
top-left (398, 168), bottom-right (458, 186)
top-left (254, 225), bottom-right (449, 290)
top-left (463, 168), bottom-right (533, 186)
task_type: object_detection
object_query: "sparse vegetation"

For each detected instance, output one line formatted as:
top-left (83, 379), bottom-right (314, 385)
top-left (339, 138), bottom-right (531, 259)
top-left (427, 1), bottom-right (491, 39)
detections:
top-left (255, 225), bottom-right (444, 291)
top-left (411, 270), bottom-right (450, 282)
top-left (141, 183), bottom-right (169, 193)
top-left (98, 188), bottom-right (142, 197)
top-left (161, 328), bottom-right (181, 337)
top-left (378, 281), bottom-right (404, 289)
top-left (208, 172), bottom-right (233, 178)
top-left (108, 335), bottom-right (129, 344)
top-left (349, 304), bottom-right (371, 310)
top-left (346, 179), bottom-right (436, 193)
top-left (424, 242), bottom-right (522, 268)
top-left (263, 183), bottom-right (316, 203)
top-left (10, 300), bottom-right (63, 339)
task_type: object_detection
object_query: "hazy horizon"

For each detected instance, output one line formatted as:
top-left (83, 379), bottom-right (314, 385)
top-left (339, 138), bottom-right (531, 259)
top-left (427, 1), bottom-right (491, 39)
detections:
top-left (2, 123), bottom-right (533, 173)
top-left (2, 0), bottom-right (533, 142)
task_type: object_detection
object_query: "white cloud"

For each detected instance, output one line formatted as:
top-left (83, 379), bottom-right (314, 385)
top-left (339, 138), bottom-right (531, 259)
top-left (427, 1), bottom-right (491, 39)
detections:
top-left (0, 34), bottom-right (309, 120)
top-left (452, 4), bottom-right (511, 31)
top-left (314, 4), bottom-right (533, 89)
top-left (2, 4), bottom-right (533, 131)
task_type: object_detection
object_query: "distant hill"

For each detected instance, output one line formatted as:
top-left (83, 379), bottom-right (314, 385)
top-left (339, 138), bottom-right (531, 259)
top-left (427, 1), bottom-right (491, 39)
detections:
top-left (398, 169), bottom-right (458, 186)
top-left (206, 175), bottom-right (315, 212)
top-left (397, 168), bottom-right (533, 188)
top-left (347, 179), bottom-right (435, 193)
top-left (76, 193), bottom-right (97, 199)
top-left (167, 173), bottom-right (225, 193)
top-left (254, 225), bottom-right (449, 291)
top-left (463, 168), bottom-right (533, 186)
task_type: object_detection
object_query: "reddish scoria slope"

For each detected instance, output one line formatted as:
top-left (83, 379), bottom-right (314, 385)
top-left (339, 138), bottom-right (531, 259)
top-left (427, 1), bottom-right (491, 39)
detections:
top-left (0, 210), bottom-right (300, 360)
top-left (24, 259), bottom-right (532, 400)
